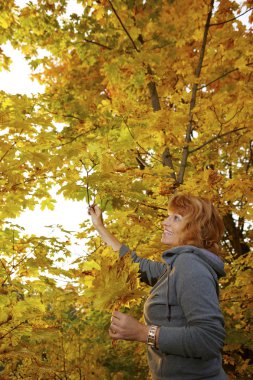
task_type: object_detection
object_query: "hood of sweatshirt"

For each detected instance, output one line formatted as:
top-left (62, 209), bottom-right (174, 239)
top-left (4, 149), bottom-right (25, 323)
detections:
top-left (162, 245), bottom-right (226, 278)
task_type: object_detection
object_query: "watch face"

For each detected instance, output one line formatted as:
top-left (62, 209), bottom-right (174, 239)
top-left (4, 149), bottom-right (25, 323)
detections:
top-left (147, 325), bottom-right (158, 347)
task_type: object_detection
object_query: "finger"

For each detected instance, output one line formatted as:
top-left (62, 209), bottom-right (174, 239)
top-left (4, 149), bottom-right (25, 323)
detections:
top-left (112, 310), bottom-right (123, 319)
top-left (109, 328), bottom-right (119, 339)
top-left (110, 321), bottom-right (120, 330)
top-left (94, 205), bottom-right (102, 213)
top-left (109, 325), bottom-right (117, 333)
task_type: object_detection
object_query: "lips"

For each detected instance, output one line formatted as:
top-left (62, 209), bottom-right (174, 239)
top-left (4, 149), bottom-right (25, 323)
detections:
top-left (163, 230), bottom-right (172, 235)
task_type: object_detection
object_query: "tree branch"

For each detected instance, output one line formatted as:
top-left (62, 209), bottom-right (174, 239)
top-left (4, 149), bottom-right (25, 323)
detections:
top-left (211, 105), bottom-right (244, 128)
top-left (198, 68), bottom-right (238, 90)
top-left (0, 321), bottom-right (26, 340)
top-left (0, 315), bottom-right (12, 327)
top-left (197, 62), bottom-right (253, 91)
top-left (0, 129), bottom-right (24, 163)
top-left (83, 38), bottom-right (113, 50)
top-left (106, 5), bottom-right (176, 176)
top-left (49, 111), bottom-right (84, 123)
top-left (246, 140), bottom-right (253, 174)
top-left (74, 38), bottom-right (113, 50)
top-left (210, 7), bottom-right (253, 26)
top-left (107, 0), bottom-right (140, 52)
top-left (146, 64), bottom-right (161, 111)
top-left (0, 258), bottom-right (11, 286)
top-left (137, 35), bottom-right (176, 178)
top-left (189, 127), bottom-right (247, 153)
top-left (53, 126), bottom-right (99, 148)
top-left (123, 119), bottom-right (163, 164)
top-left (4, 173), bottom-right (61, 191)
top-left (177, 0), bottom-right (214, 184)
top-left (138, 201), bottom-right (168, 211)
top-left (161, 147), bottom-right (176, 180)
top-left (79, 159), bottom-right (98, 206)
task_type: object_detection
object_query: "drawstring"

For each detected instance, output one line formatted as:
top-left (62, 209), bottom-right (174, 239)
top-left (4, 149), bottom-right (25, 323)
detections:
top-left (166, 254), bottom-right (179, 321)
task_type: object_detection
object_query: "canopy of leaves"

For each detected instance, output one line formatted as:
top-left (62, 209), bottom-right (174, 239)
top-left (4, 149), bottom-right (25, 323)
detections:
top-left (0, 0), bottom-right (252, 378)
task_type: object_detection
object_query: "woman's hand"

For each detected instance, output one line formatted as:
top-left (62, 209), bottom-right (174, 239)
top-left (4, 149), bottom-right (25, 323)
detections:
top-left (109, 311), bottom-right (149, 343)
top-left (88, 204), bottom-right (104, 229)
top-left (88, 203), bottom-right (121, 251)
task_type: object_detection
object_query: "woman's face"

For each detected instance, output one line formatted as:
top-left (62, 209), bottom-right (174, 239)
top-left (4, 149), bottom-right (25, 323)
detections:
top-left (161, 211), bottom-right (184, 246)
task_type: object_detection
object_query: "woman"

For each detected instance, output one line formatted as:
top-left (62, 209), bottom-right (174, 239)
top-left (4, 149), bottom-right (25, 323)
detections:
top-left (88, 194), bottom-right (227, 380)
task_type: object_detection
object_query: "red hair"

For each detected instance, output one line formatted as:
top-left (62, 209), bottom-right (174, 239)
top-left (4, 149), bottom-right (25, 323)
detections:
top-left (168, 194), bottom-right (224, 256)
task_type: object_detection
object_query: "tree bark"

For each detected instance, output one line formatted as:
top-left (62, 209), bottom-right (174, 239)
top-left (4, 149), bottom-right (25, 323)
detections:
top-left (223, 213), bottom-right (250, 257)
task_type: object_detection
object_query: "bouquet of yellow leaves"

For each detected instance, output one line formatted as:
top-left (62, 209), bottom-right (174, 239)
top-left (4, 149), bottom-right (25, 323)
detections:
top-left (83, 249), bottom-right (146, 311)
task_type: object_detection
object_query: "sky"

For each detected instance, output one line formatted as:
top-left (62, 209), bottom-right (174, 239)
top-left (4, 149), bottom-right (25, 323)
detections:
top-left (0, 1), bottom-right (89, 254)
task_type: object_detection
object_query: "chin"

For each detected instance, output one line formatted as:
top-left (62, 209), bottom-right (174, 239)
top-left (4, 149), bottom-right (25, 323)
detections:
top-left (161, 236), bottom-right (178, 248)
top-left (161, 237), bottom-right (172, 246)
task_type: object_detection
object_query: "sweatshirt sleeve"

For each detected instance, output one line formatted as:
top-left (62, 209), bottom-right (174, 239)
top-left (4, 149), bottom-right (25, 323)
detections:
top-left (158, 253), bottom-right (225, 360)
top-left (119, 244), bottom-right (167, 286)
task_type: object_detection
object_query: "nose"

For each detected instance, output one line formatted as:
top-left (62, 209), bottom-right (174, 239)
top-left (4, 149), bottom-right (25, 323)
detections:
top-left (163, 216), bottom-right (171, 226)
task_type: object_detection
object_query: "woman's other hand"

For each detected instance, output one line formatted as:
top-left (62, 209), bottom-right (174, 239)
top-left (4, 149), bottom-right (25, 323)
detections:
top-left (109, 310), bottom-right (149, 343)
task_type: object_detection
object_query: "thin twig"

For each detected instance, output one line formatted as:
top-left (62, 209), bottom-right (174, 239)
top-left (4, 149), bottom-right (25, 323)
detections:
top-left (80, 159), bottom-right (97, 206)
top-left (138, 201), bottom-right (168, 211)
top-left (123, 119), bottom-right (163, 164)
top-left (211, 105), bottom-right (244, 127)
top-left (107, 0), bottom-right (140, 52)
top-left (0, 129), bottom-right (24, 162)
top-left (210, 7), bottom-right (253, 26)
top-left (83, 38), bottom-right (113, 50)
top-left (198, 68), bottom-right (238, 90)
top-left (0, 321), bottom-right (26, 340)
top-left (80, 160), bottom-right (91, 206)
top-left (198, 62), bottom-right (253, 90)
top-left (0, 315), bottom-right (12, 327)
top-left (54, 127), bottom-right (98, 148)
top-left (48, 111), bottom-right (84, 123)
top-left (189, 127), bottom-right (247, 153)
top-left (2, 173), bottom-right (61, 191)
top-left (11, 241), bottom-right (43, 271)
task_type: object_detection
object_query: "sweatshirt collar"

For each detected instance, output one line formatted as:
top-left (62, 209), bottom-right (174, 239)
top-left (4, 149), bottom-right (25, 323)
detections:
top-left (162, 245), bottom-right (226, 278)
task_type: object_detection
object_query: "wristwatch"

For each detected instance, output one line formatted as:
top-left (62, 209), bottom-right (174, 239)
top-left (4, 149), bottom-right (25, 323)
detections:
top-left (147, 325), bottom-right (158, 348)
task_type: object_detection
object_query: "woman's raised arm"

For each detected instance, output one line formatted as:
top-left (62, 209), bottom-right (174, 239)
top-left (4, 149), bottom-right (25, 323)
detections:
top-left (88, 205), bottom-right (121, 251)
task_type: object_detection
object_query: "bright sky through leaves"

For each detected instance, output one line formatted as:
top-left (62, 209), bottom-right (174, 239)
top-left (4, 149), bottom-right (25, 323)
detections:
top-left (0, 0), bottom-right (87, 241)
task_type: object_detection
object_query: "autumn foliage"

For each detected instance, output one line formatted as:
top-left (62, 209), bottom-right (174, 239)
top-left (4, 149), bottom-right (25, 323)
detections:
top-left (0, 0), bottom-right (253, 378)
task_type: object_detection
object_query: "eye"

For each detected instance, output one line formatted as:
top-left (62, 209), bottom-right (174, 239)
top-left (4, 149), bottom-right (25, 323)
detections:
top-left (174, 215), bottom-right (182, 222)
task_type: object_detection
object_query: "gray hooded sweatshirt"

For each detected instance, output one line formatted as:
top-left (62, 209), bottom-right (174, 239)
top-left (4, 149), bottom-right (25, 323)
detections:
top-left (119, 244), bottom-right (227, 380)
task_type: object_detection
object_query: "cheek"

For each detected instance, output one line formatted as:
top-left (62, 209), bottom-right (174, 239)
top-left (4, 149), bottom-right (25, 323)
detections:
top-left (174, 224), bottom-right (184, 235)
